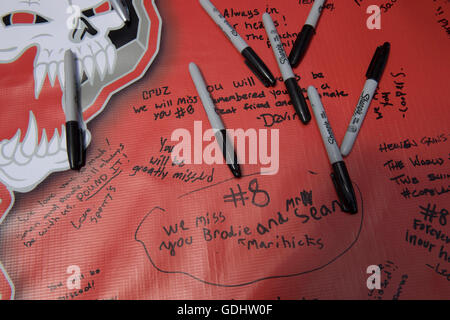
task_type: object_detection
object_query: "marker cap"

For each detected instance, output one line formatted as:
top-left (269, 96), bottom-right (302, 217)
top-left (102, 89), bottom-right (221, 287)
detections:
top-left (66, 121), bottom-right (85, 170)
top-left (241, 47), bottom-right (276, 87)
top-left (285, 78), bottom-right (311, 124)
top-left (216, 129), bottom-right (242, 178)
top-left (331, 161), bottom-right (358, 214)
top-left (366, 42), bottom-right (390, 82)
top-left (289, 24), bottom-right (315, 67)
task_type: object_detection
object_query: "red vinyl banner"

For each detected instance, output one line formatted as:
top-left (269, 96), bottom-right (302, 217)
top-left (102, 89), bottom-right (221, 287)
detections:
top-left (0, 0), bottom-right (449, 300)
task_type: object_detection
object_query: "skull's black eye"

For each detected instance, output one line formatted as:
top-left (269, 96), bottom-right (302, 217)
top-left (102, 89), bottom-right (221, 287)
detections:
top-left (2, 12), bottom-right (48, 27)
top-left (35, 15), bottom-right (48, 24)
top-left (82, 9), bottom-right (95, 18)
top-left (2, 14), bottom-right (10, 26)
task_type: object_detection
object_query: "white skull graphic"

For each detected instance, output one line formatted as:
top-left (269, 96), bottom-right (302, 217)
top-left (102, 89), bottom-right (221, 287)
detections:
top-left (0, 0), bottom-right (158, 193)
top-left (0, 0), bottom-right (161, 300)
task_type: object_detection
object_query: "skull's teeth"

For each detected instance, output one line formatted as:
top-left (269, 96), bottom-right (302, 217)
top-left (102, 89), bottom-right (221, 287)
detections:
top-left (1, 130), bottom-right (21, 160)
top-left (0, 149), bottom-right (11, 166)
top-left (0, 108), bottom-right (69, 167)
top-left (14, 142), bottom-right (30, 165)
top-left (37, 129), bottom-right (48, 157)
top-left (96, 51), bottom-right (107, 81)
top-left (76, 59), bottom-right (84, 82)
top-left (48, 62), bottom-right (58, 87)
top-left (58, 61), bottom-right (65, 88)
top-left (34, 63), bottom-right (47, 99)
top-left (60, 125), bottom-right (67, 151)
top-left (48, 128), bottom-right (60, 155)
top-left (21, 111), bottom-right (39, 157)
top-left (83, 56), bottom-right (95, 85)
top-left (32, 43), bottom-right (118, 97)
top-left (106, 45), bottom-right (117, 74)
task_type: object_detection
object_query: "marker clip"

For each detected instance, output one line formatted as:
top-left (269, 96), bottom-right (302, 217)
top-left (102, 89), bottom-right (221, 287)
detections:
top-left (289, 24), bottom-right (315, 67)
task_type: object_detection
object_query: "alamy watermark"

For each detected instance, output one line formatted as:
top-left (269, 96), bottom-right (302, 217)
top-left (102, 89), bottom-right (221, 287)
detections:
top-left (170, 121), bottom-right (280, 175)
top-left (366, 5), bottom-right (382, 30)
top-left (366, 265), bottom-right (381, 289)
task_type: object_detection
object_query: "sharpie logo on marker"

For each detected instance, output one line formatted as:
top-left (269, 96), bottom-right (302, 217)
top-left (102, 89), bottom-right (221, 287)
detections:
top-left (324, 121), bottom-right (336, 145)
top-left (320, 111), bottom-right (326, 119)
top-left (355, 93), bottom-right (371, 115)
top-left (276, 44), bottom-right (288, 64)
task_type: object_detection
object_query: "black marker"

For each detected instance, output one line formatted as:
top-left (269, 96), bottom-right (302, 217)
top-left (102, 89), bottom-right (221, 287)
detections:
top-left (189, 63), bottom-right (241, 178)
top-left (263, 13), bottom-right (311, 124)
top-left (289, 0), bottom-right (326, 67)
top-left (200, 0), bottom-right (276, 87)
top-left (64, 50), bottom-right (84, 170)
top-left (341, 42), bottom-right (390, 156)
top-left (308, 86), bottom-right (358, 214)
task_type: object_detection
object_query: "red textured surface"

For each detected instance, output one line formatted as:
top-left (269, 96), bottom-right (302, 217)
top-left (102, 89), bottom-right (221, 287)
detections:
top-left (0, 0), bottom-right (449, 300)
